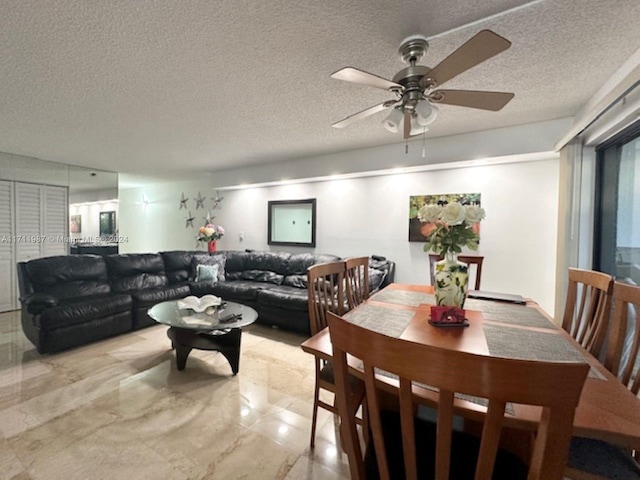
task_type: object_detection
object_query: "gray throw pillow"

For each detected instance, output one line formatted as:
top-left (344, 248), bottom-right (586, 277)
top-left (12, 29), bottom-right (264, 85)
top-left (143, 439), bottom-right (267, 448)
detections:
top-left (191, 254), bottom-right (226, 282)
top-left (195, 264), bottom-right (219, 283)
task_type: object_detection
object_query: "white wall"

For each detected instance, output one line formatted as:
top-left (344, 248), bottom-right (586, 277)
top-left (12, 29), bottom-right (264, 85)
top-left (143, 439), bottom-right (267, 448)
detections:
top-left (202, 118), bottom-right (571, 187)
top-left (69, 187), bottom-right (118, 204)
top-left (0, 151), bottom-right (69, 186)
top-left (119, 156), bottom-right (560, 316)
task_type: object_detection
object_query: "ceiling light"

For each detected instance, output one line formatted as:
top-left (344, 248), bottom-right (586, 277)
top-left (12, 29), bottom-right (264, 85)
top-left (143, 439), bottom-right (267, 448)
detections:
top-left (415, 100), bottom-right (439, 126)
top-left (382, 108), bottom-right (403, 133)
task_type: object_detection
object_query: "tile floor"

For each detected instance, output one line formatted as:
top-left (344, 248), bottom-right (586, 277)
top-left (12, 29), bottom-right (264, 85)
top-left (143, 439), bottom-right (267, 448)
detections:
top-left (0, 310), bottom-right (350, 479)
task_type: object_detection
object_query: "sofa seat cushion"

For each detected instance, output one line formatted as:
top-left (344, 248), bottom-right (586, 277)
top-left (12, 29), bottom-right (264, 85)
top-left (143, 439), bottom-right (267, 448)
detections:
top-left (256, 285), bottom-right (309, 311)
top-left (210, 281), bottom-right (277, 301)
top-left (187, 280), bottom-right (217, 297)
top-left (282, 274), bottom-right (308, 289)
top-left (240, 270), bottom-right (284, 285)
top-left (131, 285), bottom-right (191, 308)
top-left (36, 293), bottom-right (133, 329)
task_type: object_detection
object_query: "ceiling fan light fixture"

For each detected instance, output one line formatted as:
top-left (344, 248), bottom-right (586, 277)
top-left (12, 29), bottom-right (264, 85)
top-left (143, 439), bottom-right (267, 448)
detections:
top-left (410, 115), bottom-right (429, 136)
top-left (382, 108), bottom-right (403, 133)
top-left (415, 100), bottom-right (438, 126)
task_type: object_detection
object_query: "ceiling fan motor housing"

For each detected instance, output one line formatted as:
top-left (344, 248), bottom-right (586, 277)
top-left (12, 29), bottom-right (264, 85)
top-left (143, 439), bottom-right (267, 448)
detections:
top-left (392, 65), bottom-right (432, 109)
top-left (398, 34), bottom-right (429, 64)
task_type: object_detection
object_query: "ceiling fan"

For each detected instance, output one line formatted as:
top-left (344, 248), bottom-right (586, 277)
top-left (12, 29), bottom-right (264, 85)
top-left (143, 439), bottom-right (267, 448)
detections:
top-left (331, 30), bottom-right (515, 139)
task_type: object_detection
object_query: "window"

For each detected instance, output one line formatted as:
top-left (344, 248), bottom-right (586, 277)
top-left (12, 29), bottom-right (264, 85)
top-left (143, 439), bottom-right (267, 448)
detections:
top-left (594, 122), bottom-right (640, 285)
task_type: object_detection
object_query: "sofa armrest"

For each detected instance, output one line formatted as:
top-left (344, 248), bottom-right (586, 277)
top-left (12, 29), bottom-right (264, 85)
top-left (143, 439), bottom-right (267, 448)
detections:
top-left (369, 256), bottom-right (396, 290)
top-left (21, 293), bottom-right (59, 315)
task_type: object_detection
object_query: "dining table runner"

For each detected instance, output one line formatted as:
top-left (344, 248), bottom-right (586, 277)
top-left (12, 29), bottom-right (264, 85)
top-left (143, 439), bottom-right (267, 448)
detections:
top-left (344, 304), bottom-right (414, 338)
top-left (370, 289), bottom-right (436, 307)
top-left (464, 299), bottom-right (555, 329)
top-left (483, 324), bottom-right (606, 380)
top-left (344, 303), bottom-right (516, 413)
top-left (372, 289), bottom-right (556, 330)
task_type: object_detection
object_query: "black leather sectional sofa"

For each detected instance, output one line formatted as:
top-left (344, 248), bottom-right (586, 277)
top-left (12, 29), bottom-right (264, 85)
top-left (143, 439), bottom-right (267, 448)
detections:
top-left (17, 250), bottom-right (395, 354)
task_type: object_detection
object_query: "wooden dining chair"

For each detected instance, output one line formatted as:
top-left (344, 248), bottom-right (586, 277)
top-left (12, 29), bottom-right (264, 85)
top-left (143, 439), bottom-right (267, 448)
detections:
top-left (345, 256), bottom-right (369, 310)
top-left (605, 281), bottom-right (640, 394)
top-left (307, 261), bottom-right (363, 448)
top-left (565, 281), bottom-right (640, 480)
top-left (327, 311), bottom-right (589, 480)
top-left (429, 253), bottom-right (484, 290)
top-left (561, 268), bottom-right (614, 360)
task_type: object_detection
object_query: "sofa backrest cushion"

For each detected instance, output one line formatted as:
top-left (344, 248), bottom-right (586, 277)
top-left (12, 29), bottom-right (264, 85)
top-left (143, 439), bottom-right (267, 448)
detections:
top-left (161, 250), bottom-right (195, 283)
top-left (105, 253), bottom-right (168, 292)
top-left (24, 255), bottom-right (112, 298)
top-left (222, 251), bottom-right (247, 273)
top-left (287, 253), bottom-right (341, 275)
top-left (243, 251), bottom-right (291, 275)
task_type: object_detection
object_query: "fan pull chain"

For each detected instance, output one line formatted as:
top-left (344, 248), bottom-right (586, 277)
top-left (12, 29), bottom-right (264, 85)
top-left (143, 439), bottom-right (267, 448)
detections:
top-left (422, 129), bottom-right (426, 158)
top-left (405, 140), bottom-right (408, 154)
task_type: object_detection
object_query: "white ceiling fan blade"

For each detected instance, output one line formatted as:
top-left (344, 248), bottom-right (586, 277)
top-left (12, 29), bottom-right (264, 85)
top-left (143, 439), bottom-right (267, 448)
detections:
top-left (331, 67), bottom-right (403, 91)
top-left (332, 102), bottom-right (395, 129)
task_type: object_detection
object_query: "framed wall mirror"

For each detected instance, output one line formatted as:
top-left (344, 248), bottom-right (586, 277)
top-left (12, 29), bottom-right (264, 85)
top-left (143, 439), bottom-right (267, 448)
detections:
top-left (99, 211), bottom-right (117, 237)
top-left (268, 199), bottom-right (316, 247)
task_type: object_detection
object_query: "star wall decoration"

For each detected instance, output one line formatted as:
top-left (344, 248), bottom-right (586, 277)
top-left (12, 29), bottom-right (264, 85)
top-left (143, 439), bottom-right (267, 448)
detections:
top-left (185, 211), bottom-right (195, 228)
top-left (195, 192), bottom-right (206, 209)
top-left (204, 211), bottom-right (215, 224)
top-left (179, 193), bottom-right (189, 210)
top-left (212, 190), bottom-right (225, 209)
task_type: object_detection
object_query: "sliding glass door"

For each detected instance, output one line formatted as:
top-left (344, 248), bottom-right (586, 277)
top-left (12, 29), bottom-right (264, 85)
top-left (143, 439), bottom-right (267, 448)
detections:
top-left (594, 122), bottom-right (640, 285)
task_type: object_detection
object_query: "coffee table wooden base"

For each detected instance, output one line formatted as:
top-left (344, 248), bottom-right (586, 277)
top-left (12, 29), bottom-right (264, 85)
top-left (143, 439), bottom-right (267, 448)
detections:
top-left (167, 326), bottom-right (243, 375)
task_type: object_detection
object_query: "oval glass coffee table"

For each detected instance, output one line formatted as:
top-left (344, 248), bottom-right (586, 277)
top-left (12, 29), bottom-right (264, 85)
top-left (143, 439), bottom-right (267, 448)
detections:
top-left (148, 300), bottom-right (257, 375)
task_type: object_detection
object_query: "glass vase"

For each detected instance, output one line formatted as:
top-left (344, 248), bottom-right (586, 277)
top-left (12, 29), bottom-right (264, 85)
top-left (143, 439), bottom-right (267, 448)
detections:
top-left (434, 252), bottom-right (469, 308)
top-left (207, 240), bottom-right (217, 253)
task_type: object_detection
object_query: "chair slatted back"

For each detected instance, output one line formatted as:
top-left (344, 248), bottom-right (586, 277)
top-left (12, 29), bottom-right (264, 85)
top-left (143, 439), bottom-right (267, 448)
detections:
top-left (328, 312), bottom-right (589, 480)
top-left (345, 257), bottom-right (369, 310)
top-left (429, 254), bottom-right (484, 291)
top-left (562, 268), bottom-right (614, 358)
top-left (605, 281), bottom-right (640, 395)
top-left (307, 261), bottom-right (346, 335)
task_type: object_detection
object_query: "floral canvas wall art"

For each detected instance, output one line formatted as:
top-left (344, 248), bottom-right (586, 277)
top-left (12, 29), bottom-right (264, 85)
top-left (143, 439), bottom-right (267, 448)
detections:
top-left (70, 215), bottom-right (81, 233)
top-left (409, 193), bottom-right (481, 242)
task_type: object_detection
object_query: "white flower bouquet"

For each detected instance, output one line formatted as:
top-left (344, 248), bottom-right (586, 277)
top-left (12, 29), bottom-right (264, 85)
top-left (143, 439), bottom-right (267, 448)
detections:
top-left (418, 202), bottom-right (485, 257)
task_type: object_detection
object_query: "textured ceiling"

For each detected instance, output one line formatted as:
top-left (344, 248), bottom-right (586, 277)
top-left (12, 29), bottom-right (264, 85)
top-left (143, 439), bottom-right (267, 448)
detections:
top-left (1, 0), bottom-right (639, 182)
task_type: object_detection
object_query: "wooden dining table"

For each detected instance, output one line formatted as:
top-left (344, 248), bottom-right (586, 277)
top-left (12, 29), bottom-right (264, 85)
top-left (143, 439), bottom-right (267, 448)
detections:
top-left (300, 283), bottom-right (640, 450)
